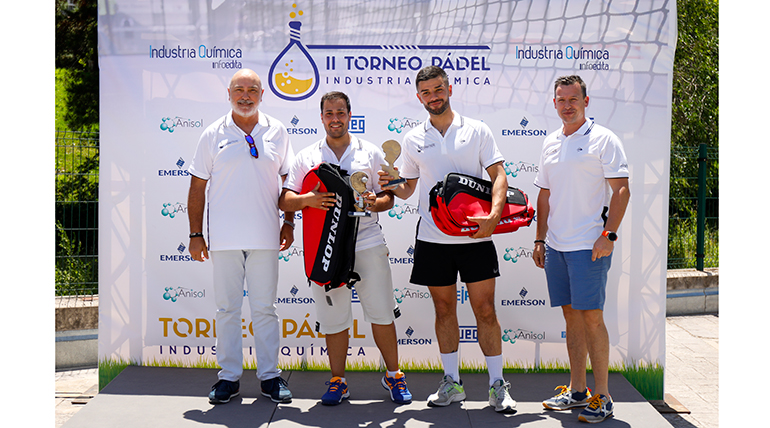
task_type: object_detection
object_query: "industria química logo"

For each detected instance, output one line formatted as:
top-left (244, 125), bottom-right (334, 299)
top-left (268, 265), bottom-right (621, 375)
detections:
top-left (268, 3), bottom-right (320, 101)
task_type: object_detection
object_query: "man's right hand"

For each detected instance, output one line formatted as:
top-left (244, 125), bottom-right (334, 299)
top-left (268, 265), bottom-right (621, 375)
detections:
top-left (305, 181), bottom-right (337, 211)
top-left (532, 241), bottom-right (546, 269)
top-left (189, 237), bottom-right (209, 262)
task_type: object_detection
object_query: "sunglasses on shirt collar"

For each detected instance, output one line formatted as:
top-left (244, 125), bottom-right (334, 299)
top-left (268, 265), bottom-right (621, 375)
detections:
top-left (245, 134), bottom-right (258, 159)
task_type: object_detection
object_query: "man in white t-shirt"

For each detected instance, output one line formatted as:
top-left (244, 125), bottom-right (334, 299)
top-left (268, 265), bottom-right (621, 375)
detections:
top-left (378, 66), bottom-right (516, 414)
top-left (279, 91), bottom-right (412, 406)
top-left (187, 69), bottom-right (296, 405)
top-left (532, 75), bottom-right (630, 424)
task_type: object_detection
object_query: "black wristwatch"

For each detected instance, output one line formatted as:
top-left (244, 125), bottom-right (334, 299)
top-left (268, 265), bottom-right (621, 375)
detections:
top-left (189, 232), bottom-right (204, 239)
top-left (602, 230), bottom-right (618, 242)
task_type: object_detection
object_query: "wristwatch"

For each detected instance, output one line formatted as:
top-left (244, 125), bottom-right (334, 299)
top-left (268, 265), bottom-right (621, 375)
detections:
top-left (602, 230), bottom-right (618, 242)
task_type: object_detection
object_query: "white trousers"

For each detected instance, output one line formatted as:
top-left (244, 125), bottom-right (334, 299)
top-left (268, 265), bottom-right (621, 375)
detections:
top-left (211, 249), bottom-right (281, 382)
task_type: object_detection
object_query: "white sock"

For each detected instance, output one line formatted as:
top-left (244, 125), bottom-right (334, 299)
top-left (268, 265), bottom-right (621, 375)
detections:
top-left (440, 351), bottom-right (460, 383)
top-left (386, 370), bottom-right (400, 378)
top-left (486, 354), bottom-right (504, 386)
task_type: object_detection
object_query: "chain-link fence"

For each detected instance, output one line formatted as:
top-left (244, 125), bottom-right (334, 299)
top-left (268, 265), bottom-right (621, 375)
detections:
top-left (56, 130), bottom-right (99, 298)
top-left (668, 144), bottom-right (718, 270)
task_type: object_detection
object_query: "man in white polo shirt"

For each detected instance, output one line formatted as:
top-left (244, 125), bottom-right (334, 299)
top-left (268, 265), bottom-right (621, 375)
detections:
top-left (532, 75), bottom-right (630, 424)
top-left (378, 66), bottom-right (516, 414)
top-left (187, 69), bottom-right (296, 405)
top-left (279, 91), bottom-right (412, 406)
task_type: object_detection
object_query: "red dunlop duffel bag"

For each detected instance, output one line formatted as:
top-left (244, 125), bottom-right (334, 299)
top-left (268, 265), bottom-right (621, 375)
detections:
top-left (428, 172), bottom-right (535, 237)
top-left (300, 162), bottom-right (361, 292)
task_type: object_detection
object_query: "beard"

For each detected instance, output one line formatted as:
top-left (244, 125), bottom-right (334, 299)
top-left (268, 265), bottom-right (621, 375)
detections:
top-left (423, 99), bottom-right (450, 116)
top-left (232, 99), bottom-right (258, 117)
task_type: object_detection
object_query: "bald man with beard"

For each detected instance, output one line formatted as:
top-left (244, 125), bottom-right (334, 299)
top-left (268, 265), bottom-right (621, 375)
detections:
top-left (187, 69), bottom-right (296, 405)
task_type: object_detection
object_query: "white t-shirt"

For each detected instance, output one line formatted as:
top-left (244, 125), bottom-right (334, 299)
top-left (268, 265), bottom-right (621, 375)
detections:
top-left (399, 111), bottom-right (505, 244)
top-left (188, 110), bottom-right (295, 251)
top-left (533, 119), bottom-right (629, 251)
top-left (283, 136), bottom-right (387, 252)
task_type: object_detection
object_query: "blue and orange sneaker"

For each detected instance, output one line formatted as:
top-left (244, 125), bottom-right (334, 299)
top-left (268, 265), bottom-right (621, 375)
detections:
top-left (381, 371), bottom-right (412, 404)
top-left (578, 394), bottom-right (614, 423)
top-left (543, 385), bottom-right (592, 410)
top-left (321, 377), bottom-right (350, 406)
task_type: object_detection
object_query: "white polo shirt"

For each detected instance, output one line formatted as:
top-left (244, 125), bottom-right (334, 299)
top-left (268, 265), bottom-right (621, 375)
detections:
top-left (400, 111), bottom-right (505, 244)
top-left (188, 110), bottom-right (294, 251)
top-left (533, 119), bottom-right (629, 251)
top-left (283, 136), bottom-right (388, 252)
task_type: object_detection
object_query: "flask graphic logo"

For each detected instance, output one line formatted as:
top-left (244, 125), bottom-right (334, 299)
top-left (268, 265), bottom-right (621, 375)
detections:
top-left (268, 5), bottom-right (319, 101)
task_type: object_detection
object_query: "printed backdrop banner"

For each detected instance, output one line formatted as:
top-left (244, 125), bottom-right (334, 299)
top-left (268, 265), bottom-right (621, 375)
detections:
top-left (99, 0), bottom-right (675, 380)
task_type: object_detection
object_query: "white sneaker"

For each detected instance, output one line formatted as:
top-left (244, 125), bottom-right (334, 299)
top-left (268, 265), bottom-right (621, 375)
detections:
top-left (427, 375), bottom-right (466, 406)
top-left (488, 379), bottom-right (516, 413)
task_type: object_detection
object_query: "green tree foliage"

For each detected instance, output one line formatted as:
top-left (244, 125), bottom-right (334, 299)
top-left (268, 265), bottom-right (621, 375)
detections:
top-left (56, 0), bottom-right (99, 131)
top-left (670, 0), bottom-right (718, 216)
top-left (668, 0), bottom-right (719, 268)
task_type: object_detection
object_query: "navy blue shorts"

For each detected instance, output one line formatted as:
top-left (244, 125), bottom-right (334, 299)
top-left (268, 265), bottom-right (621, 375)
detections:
top-left (410, 240), bottom-right (500, 287)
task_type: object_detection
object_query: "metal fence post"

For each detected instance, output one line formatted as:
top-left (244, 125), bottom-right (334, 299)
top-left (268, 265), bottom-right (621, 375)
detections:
top-left (696, 143), bottom-right (707, 271)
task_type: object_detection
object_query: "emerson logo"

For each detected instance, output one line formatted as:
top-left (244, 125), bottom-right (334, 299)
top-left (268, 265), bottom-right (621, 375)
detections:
top-left (276, 284), bottom-right (315, 305)
top-left (501, 287), bottom-right (546, 307)
top-left (389, 245), bottom-right (415, 265)
top-left (159, 157), bottom-right (191, 178)
top-left (160, 243), bottom-right (196, 262)
top-left (502, 117), bottom-right (547, 138)
top-left (287, 115), bottom-right (318, 135)
top-left (397, 326), bottom-right (433, 345)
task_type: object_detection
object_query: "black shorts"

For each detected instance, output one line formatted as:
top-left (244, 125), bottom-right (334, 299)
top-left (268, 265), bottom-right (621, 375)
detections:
top-left (409, 240), bottom-right (500, 287)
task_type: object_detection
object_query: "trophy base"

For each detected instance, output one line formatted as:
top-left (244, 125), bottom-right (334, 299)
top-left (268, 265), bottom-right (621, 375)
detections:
top-left (385, 178), bottom-right (406, 187)
top-left (348, 211), bottom-right (372, 218)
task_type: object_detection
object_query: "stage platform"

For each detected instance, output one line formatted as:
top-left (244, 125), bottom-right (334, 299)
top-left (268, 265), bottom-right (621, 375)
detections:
top-left (62, 366), bottom-right (672, 427)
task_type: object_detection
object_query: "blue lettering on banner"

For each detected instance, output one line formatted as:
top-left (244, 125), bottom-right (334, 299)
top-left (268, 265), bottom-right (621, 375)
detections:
top-left (350, 116), bottom-right (365, 134)
top-left (158, 169), bottom-right (190, 177)
top-left (275, 297), bottom-right (315, 304)
top-left (502, 129), bottom-right (547, 137)
top-left (457, 286), bottom-right (469, 304)
top-left (287, 127), bottom-right (318, 135)
top-left (397, 338), bottom-right (433, 345)
top-left (501, 299), bottom-right (546, 306)
top-left (459, 326), bottom-right (478, 343)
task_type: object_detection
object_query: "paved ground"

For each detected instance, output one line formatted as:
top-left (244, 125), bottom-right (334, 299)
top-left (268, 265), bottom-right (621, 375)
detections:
top-left (55, 314), bottom-right (719, 428)
top-left (661, 315), bottom-right (719, 428)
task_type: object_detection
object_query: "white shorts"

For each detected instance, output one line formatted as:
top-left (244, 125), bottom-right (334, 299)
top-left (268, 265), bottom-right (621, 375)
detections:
top-left (312, 244), bottom-right (397, 335)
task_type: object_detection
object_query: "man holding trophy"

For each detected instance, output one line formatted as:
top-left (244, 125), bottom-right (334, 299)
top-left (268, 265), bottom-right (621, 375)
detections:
top-left (378, 66), bottom-right (516, 414)
top-left (279, 91), bottom-right (412, 406)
